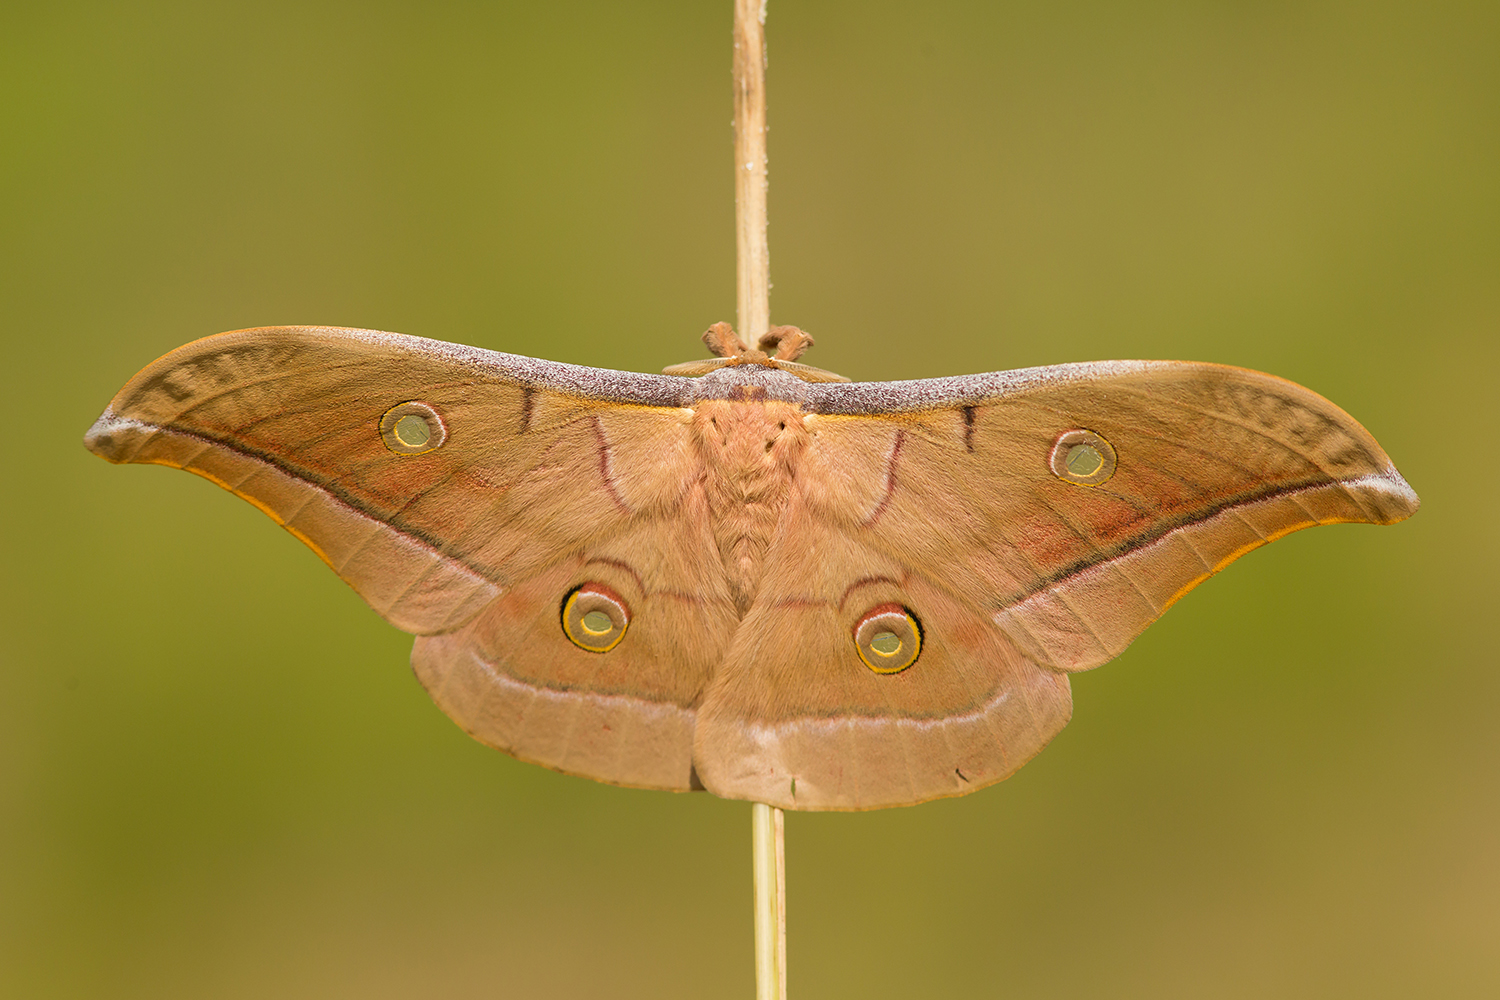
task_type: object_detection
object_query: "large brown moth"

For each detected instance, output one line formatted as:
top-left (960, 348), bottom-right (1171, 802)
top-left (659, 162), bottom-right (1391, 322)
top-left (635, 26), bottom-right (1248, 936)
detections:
top-left (84, 322), bottom-right (1417, 810)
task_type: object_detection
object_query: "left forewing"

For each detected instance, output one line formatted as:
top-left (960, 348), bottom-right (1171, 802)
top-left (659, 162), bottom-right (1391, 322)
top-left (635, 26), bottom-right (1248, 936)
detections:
top-left (83, 326), bottom-right (697, 635)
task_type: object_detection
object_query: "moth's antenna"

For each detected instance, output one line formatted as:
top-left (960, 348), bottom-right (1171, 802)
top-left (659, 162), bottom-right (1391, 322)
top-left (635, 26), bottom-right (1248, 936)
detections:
top-left (734, 2), bottom-right (787, 998)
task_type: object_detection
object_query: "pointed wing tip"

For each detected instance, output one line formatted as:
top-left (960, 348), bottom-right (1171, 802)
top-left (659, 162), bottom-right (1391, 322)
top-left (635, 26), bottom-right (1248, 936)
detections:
top-left (1351, 466), bottom-right (1420, 524)
top-left (83, 408), bottom-right (144, 463)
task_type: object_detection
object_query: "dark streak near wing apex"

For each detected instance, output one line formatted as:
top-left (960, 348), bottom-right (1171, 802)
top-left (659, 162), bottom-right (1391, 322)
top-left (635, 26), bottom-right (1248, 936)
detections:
top-left (94, 415), bottom-right (500, 580)
top-left (998, 471), bottom-right (1402, 611)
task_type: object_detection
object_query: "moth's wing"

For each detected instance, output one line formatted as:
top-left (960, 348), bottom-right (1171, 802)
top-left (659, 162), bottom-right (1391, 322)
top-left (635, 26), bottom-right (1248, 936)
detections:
top-left (692, 494), bottom-right (1074, 811)
top-left (411, 478), bottom-right (739, 791)
top-left (85, 326), bottom-right (727, 790)
top-left (809, 360), bottom-right (1419, 672)
top-left (694, 361), bottom-right (1418, 810)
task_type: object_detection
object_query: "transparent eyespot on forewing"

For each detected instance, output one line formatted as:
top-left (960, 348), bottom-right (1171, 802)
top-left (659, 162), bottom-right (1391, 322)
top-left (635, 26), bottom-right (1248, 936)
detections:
top-left (562, 583), bottom-right (631, 652)
top-left (854, 603), bottom-right (922, 674)
top-left (1049, 428), bottom-right (1116, 486)
top-left (380, 401), bottom-right (447, 455)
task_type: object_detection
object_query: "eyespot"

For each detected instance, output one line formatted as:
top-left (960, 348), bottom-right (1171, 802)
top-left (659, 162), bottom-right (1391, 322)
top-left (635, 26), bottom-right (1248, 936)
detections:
top-left (1049, 429), bottom-right (1116, 486)
top-left (562, 583), bottom-right (631, 653)
top-left (854, 603), bottom-right (922, 674)
top-left (380, 401), bottom-right (447, 455)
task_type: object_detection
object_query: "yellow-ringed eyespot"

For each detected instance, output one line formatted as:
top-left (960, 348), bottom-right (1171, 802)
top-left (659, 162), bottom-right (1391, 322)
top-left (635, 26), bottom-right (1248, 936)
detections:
top-left (561, 583), bottom-right (631, 653)
top-left (1049, 428), bottom-right (1116, 486)
top-left (854, 603), bottom-right (922, 674)
top-left (380, 401), bottom-right (447, 455)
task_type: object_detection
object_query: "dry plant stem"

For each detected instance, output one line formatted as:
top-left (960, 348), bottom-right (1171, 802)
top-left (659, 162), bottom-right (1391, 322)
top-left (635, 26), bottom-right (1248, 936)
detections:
top-left (751, 801), bottom-right (787, 1000)
top-left (735, 1), bottom-right (785, 997)
top-left (734, 0), bottom-right (770, 343)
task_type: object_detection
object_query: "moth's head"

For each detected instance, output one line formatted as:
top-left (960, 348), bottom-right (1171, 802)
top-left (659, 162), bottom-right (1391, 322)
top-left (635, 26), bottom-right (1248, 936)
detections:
top-left (662, 322), bottom-right (850, 384)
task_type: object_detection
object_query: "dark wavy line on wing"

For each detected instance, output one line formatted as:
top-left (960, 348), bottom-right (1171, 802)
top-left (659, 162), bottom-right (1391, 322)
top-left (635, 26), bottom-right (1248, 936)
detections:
top-left (996, 469), bottom-right (1407, 611)
top-left (102, 413), bottom-right (500, 580)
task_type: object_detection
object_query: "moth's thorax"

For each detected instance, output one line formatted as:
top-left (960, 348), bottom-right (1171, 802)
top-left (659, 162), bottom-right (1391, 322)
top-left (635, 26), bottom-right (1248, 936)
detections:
top-left (685, 363), bottom-right (817, 404)
top-left (691, 398), bottom-right (810, 616)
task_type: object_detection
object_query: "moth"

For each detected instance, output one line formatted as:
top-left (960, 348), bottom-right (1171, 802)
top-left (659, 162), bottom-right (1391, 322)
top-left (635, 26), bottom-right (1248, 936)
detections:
top-left (84, 322), bottom-right (1417, 810)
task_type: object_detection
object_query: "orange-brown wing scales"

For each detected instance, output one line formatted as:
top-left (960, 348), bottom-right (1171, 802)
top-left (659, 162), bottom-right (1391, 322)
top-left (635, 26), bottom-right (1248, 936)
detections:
top-left (86, 414), bottom-right (502, 634)
top-left (86, 328), bottom-right (719, 791)
top-left (83, 328), bottom-right (696, 638)
top-left (822, 363), bottom-right (1418, 673)
top-left (415, 514), bottom-right (735, 791)
top-left (694, 498), bottom-right (1072, 810)
top-left (697, 362), bottom-right (1414, 809)
top-left (992, 473), bottom-right (1408, 669)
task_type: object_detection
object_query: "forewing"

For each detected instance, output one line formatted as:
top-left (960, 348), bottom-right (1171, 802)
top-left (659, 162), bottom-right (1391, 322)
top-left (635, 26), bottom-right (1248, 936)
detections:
top-left (805, 360), bottom-right (1419, 673)
top-left (83, 326), bottom-right (693, 634)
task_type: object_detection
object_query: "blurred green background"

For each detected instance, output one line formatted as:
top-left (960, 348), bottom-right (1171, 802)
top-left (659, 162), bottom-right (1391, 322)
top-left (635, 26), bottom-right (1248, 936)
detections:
top-left (3, 1), bottom-right (1494, 996)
